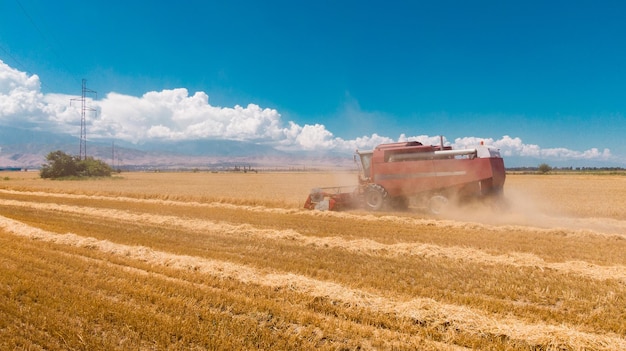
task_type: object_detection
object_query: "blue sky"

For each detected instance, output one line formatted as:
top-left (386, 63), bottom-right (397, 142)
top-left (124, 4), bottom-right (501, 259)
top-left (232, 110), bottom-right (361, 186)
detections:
top-left (1, 0), bottom-right (625, 166)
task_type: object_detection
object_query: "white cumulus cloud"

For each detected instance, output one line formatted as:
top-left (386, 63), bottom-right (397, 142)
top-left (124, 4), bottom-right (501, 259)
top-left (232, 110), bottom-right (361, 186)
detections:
top-left (0, 60), bottom-right (618, 164)
top-left (453, 135), bottom-right (612, 161)
top-left (91, 88), bottom-right (305, 145)
top-left (0, 60), bottom-right (47, 125)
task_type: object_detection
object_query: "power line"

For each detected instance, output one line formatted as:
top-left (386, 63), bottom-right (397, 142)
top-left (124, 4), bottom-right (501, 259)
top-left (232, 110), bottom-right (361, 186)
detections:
top-left (0, 45), bottom-right (29, 73)
top-left (13, 0), bottom-right (82, 87)
top-left (0, 44), bottom-right (54, 92)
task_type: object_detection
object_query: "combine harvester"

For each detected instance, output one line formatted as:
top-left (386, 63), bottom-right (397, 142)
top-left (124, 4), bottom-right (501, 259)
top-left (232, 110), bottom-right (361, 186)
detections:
top-left (304, 137), bottom-right (506, 214)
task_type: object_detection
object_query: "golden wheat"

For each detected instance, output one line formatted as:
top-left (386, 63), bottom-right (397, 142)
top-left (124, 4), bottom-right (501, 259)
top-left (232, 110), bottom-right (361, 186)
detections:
top-left (1, 197), bottom-right (624, 284)
top-left (2, 216), bottom-right (624, 350)
top-left (0, 171), bottom-right (625, 350)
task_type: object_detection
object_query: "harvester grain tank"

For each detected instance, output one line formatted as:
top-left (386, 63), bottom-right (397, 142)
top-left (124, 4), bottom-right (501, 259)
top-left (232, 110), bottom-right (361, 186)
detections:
top-left (304, 138), bottom-right (506, 214)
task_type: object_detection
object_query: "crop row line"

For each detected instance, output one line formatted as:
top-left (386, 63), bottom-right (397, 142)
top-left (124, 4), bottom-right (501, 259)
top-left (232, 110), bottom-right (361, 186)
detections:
top-left (1, 197), bottom-right (625, 285)
top-left (1, 214), bottom-right (624, 350)
top-left (2, 188), bottom-right (624, 237)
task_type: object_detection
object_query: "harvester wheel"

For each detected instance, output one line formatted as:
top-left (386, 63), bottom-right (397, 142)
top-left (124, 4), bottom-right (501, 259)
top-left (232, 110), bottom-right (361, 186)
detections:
top-left (428, 194), bottom-right (449, 215)
top-left (389, 196), bottom-right (409, 210)
top-left (364, 184), bottom-right (387, 211)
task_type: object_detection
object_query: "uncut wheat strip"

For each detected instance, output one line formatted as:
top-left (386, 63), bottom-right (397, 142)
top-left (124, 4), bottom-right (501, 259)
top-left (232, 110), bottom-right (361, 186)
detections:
top-left (46, 241), bottom-right (470, 351)
top-left (1, 198), bottom-right (625, 284)
top-left (2, 188), bottom-right (625, 238)
top-left (1, 215), bottom-right (624, 350)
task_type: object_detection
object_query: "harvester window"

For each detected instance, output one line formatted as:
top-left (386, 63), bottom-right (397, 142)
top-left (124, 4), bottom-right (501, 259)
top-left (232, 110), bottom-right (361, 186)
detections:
top-left (359, 153), bottom-right (372, 178)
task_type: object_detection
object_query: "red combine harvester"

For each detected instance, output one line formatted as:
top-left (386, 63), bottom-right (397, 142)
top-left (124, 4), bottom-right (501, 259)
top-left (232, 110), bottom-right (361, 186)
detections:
top-left (304, 137), bottom-right (506, 214)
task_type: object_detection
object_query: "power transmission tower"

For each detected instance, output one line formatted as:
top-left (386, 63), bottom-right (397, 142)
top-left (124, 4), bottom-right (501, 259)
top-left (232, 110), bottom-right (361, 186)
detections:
top-left (71, 79), bottom-right (97, 160)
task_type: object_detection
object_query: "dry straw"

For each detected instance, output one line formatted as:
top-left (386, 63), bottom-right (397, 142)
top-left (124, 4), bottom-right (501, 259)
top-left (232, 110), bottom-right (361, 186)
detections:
top-left (2, 215), bottom-right (625, 350)
top-left (1, 172), bottom-right (625, 349)
top-left (1, 197), bottom-right (624, 284)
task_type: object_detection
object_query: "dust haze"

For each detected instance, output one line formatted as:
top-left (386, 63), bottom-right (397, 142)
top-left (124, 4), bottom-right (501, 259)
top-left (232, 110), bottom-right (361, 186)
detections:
top-left (432, 187), bottom-right (626, 237)
top-left (315, 171), bottom-right (626, 236)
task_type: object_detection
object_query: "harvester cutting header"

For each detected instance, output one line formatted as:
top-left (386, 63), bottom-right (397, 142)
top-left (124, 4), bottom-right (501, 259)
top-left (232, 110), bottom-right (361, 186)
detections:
top-left (304, 137), bottom-right (506, 214)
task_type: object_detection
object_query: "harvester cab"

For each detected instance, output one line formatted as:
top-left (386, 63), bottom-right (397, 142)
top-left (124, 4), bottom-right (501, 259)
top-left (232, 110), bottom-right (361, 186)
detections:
top-left (355, 151), bottom-right (373, 182)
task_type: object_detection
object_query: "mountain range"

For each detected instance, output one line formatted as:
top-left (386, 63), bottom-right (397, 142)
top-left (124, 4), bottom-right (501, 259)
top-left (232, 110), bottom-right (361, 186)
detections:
top-left (0, 126), bottom-right (353, 170)
top-left (1, 126), bottom-right (622, 170)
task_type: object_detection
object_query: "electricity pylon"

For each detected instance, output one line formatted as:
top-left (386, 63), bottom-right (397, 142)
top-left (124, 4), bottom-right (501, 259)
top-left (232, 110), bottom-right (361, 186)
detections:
top-left (71, 79), bottom-right (97, 160)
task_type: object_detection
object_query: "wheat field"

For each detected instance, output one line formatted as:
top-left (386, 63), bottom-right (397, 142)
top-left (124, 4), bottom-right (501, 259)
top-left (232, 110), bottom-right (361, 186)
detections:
top-left (0, 171), bottom-right (624, 350)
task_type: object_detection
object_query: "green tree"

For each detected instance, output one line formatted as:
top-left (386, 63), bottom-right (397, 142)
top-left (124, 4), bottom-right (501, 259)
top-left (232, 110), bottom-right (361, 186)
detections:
top-left (40, 151), bottom-right (112, 179)
top-left (538, 163), bottom-right (552, 174)
top-left (40, 150), bottom-right (79, 178)
top-left (78, 156), bottom-right (113, 177)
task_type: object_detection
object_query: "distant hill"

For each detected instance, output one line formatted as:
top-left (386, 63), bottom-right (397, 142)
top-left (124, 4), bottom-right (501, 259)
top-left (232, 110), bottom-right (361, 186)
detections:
top-left (4, 126), bottom-right (622, 170)
top-left (0, 126), bottom-right (353, 170)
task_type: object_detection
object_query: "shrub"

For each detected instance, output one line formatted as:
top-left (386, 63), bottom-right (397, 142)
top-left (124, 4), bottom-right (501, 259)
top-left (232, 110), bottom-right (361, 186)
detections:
top-left (40, 151), bottom-right (112, 179)
top-left (538, 163), bottom-right (552, 174)
top-left (78, 156), bottom-right (113, 177)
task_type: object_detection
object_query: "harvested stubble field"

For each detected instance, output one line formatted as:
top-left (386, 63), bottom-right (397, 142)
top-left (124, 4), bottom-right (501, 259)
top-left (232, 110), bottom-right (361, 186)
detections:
top-left (0, 171), bottom-right (625, 350)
